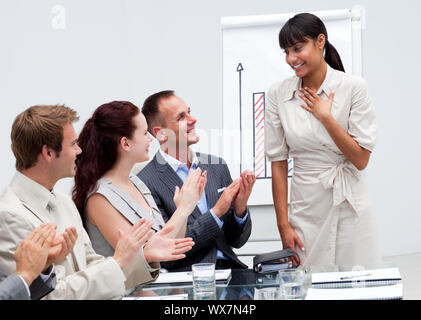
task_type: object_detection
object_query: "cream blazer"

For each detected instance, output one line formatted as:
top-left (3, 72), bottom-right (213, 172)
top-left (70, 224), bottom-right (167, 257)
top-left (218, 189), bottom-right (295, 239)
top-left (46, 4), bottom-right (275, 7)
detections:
top-left (0, 172), bottom-right (159, 300)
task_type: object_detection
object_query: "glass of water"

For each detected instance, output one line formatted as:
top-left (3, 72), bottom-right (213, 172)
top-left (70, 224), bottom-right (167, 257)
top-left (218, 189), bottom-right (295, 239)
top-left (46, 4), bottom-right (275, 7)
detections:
top-left (278, 269), bottom-right (305, 300)
top-left (254, 287), bottom-right (280, 300)
top-left (192, 263), bottom-right (216, 299)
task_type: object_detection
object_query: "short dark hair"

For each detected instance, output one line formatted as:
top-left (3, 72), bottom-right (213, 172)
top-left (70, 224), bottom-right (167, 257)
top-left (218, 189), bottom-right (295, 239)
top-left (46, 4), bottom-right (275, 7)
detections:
top-left (142, 90), bottom-right (174, 135)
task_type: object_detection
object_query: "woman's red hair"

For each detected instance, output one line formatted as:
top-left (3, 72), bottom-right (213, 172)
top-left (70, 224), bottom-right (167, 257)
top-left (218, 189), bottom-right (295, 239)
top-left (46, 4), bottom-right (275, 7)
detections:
top-left (72, 101), bottom-right (140, 226)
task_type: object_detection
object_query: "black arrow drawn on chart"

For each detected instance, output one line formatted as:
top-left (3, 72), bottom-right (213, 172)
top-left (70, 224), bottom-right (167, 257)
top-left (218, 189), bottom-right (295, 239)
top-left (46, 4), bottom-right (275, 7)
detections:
top-left (237, 63), bottom-right (244, 174)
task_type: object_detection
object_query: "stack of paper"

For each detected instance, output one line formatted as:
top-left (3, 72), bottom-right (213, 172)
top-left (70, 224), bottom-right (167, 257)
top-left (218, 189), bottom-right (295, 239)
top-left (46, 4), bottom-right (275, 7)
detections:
top-left (150, 269), bottom-right (232, 285)
top-left (123, 293), bottom-right (188, 300)
top-left (311, 268), bottom-right (402, 289)
top-left (305, 283), bottom-right (402, 300)
top-left (305, 268), bottom-right (403, 300)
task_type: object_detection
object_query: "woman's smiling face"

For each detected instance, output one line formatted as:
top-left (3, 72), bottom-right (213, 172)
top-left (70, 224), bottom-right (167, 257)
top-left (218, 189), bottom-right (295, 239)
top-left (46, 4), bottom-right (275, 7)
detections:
top-left (284, 35), bottom-right (325, 78)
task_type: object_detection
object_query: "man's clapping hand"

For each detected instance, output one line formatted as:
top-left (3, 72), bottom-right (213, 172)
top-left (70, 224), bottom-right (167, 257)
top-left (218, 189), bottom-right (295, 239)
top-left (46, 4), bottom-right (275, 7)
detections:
top-left (46, 227), bottom-right (78, 268)
top-left (14, 224), bottom-right (56, 286)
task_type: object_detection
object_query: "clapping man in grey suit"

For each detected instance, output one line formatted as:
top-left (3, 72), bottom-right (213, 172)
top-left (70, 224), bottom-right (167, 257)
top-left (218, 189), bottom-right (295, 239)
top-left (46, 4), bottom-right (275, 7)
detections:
top-left (138, 91), bottom-right (256, 271)
top-left (0, 224), bottom-right (57, 300)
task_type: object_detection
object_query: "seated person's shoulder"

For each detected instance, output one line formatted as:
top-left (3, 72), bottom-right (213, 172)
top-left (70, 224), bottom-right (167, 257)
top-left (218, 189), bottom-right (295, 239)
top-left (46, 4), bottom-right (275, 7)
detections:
top-left (0, 187), bottom-right (20, 210)
top-left (55, 191), bottom-right (75, 203)
top-left (55, 191), bottom-right (83, 213)
top-left (0, 195), bottom-right (36, 235)
top-left (0, 188), bottom-right (34, 221)
top-left (137, 158), bottom-right (157, 180)
top-left (85, 192), bottom-right (118, 225)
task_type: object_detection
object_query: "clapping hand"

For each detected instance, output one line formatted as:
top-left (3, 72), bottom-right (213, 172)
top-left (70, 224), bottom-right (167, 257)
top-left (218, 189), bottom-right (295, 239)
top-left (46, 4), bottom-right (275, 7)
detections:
top-left (113, 218), bottom-right (154, 270)
top-left (211, 179), bottom-right (241, 218)
top-left (144, 224), bottom-right (194, 263)
top-left (233, 170), bottom-right (256, 217)
top-left (173, 168), bottom-right (207, 214)
top-left (14, 223), bottom-right (56, 286)
top-left (47, 227), bottom-right (78, 266)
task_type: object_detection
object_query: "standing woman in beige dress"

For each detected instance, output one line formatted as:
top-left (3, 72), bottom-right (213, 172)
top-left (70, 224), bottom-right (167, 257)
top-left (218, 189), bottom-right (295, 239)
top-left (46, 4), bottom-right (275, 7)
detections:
top-left (265, 13), bottom-right (381, 267)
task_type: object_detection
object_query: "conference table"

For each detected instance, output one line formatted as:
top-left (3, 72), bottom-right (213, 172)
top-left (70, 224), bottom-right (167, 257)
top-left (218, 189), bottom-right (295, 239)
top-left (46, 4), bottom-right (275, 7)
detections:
top-left (127, 268), bottom-right (279, 300)
top-left (125, 263), bottom-right (397, 300)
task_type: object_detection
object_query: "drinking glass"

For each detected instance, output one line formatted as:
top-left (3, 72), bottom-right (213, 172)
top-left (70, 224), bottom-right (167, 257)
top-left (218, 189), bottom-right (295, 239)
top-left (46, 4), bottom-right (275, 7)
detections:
top-left (192, 263), bottom-right (216, 299)
top-left (279, 269), bottom-right (305, 300)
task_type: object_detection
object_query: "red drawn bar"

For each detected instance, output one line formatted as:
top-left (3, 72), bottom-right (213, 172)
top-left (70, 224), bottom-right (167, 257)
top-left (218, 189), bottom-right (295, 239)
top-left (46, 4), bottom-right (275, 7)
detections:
top-left (254, 92), bottom-right (266, 179)
top-left (254, 95), bottom-right (264, 107)
top-left (256, 170), bottom-right (264, 178)
top-left (255, 155), bottom-right (264, 167)
top-left (254, 100), bottom-right (264, 112)
top-left (255, 107), bottom-right (264, 121)
top-left (255, 117), bottom-right (264, 128)
top-left (255, 125), bottom-right (264, 137)
top-left (256, 139), bottom-right (264, 152)
top-left (255, 132), bottom-right (264, 144)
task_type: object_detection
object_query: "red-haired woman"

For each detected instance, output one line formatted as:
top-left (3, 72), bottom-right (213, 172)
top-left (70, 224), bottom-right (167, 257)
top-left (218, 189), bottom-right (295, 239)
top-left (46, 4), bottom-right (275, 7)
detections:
top-left (73, 101), bottom-right (206, 267)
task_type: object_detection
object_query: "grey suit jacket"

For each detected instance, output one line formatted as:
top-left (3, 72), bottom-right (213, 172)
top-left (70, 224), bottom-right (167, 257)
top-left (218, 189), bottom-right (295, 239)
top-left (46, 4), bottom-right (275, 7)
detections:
top-left (0, 265), bottom-right (55, 301)
top-left (137, 151), bottom-right (252, 271)
top-left (0, 270), bottom-right (29, 300)
top-left (0, 267), bottom-right (55, 300)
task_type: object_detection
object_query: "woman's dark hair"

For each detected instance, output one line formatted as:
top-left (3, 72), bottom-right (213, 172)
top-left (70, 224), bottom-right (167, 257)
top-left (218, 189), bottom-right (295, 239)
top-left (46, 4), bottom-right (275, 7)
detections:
top-left (279, 13), bottom-right (345, 72)
top-left (72, 101), bottom-right (140, 226)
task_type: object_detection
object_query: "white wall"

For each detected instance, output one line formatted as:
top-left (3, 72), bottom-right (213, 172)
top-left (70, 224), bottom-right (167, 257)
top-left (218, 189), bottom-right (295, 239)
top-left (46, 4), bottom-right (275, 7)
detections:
top-left (0, 0), bottom-right (420, 259)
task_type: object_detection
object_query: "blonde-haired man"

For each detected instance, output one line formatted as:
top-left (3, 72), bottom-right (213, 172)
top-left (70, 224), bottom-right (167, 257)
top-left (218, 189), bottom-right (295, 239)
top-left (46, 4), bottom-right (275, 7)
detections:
top-left (0, 105), bottom-right (192, 299)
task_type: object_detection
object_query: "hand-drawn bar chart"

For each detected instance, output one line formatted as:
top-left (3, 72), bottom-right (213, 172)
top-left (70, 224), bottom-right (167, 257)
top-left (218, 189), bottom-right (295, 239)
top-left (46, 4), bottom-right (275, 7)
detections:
top-left (252, 92), bottom-right (293, 180)
top-left (253, 92), bottom-right (267, 179)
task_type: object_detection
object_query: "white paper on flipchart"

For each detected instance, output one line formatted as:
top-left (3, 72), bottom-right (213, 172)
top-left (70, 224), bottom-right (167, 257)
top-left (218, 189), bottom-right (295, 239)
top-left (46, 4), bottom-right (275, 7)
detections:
top-left (305, 283), bottom-right (403, 300)
top-left (151, 269), bottom-right (232, 285)
top-left (311, 267), bottom-right (402, 284)
top-left (221, 9), bottom-right (358, 205)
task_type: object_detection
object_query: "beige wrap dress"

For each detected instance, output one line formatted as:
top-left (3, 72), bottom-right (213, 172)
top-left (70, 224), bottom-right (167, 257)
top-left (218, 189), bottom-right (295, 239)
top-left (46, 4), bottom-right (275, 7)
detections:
top-left (264, 65), bottom-right (381, 267)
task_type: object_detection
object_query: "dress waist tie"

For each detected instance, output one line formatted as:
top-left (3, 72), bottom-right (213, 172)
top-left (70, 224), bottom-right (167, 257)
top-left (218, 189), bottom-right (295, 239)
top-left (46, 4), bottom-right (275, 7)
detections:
top-left (317, 161), bottom-right (362, 217)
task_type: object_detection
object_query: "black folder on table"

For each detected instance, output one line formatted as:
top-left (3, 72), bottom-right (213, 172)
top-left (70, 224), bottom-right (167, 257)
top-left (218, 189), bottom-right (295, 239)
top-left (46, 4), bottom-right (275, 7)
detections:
top-left (253, 248), bottom-right (298, 274)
